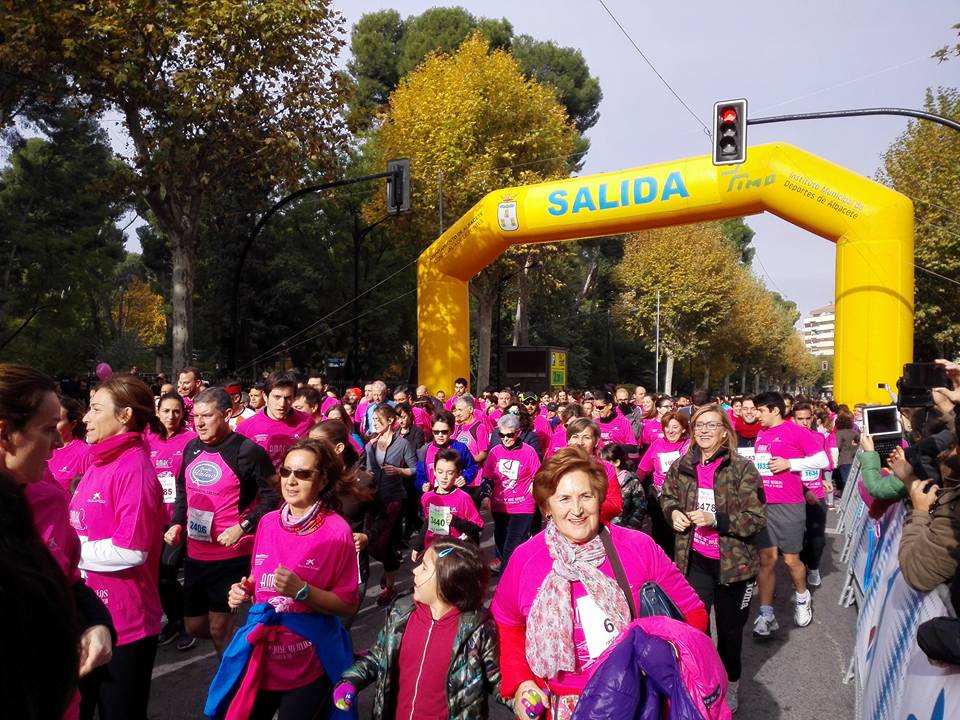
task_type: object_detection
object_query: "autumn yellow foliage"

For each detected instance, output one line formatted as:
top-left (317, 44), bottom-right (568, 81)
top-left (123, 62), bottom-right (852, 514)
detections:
top-left (112, 278), bottom-right (167, 348)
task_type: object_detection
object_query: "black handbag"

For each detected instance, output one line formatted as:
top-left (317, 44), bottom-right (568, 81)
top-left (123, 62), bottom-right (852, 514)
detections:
top-left (600, 525), bottom-right (684, 621)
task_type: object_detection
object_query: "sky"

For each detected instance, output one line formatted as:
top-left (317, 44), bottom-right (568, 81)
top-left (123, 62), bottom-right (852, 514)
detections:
top-left (334, 0), bottom-right (959, 319)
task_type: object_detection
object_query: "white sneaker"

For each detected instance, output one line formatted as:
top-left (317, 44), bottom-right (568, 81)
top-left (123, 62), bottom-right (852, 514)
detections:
top-left (807, 569), bottom-right (822, 587)
top-left (727, 680), bottom-right (739, 714)
top-left (752, 613), bottom-right (779, 638)
top-left (795, 595), bottom-right (813, 627)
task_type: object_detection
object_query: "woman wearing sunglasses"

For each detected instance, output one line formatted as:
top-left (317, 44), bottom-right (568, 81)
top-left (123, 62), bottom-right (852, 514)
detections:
top-left (211, 438), bottom-right (358, 720)
top-left (484, 413), bottom-right (541, 571)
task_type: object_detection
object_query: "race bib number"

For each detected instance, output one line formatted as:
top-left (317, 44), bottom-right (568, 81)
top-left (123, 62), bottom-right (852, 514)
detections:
top-left (657, 451), bottom-right (681, 475)
top-left (187, 508), bottom-right (214, 542)
top-left (576, 594), bottom-right (619, 660)
top-left (158, 472), bottom-right (176, 504)
top-left (736, 447), bottom-right (755, 460)
top-left (428, 504), bottom-right (452, 536)
top-left (801, 469), bottom-right (820, 483)
top-left (497, 458), bottom-right (520, 481)
top-left (754, 452), bottom-right (773, 476)
top-left (697, 487), bottom-right (716, 514)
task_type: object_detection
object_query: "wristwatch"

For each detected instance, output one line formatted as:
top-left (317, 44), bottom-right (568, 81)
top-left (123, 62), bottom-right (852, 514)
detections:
top-left (239, 519), bottom-right (253, 534)
top-left (294, 582), bottom-right (310, 602)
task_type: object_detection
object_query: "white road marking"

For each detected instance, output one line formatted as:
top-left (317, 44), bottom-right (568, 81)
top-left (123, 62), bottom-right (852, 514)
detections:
top-left (152, 650), bottom-right (217, 680)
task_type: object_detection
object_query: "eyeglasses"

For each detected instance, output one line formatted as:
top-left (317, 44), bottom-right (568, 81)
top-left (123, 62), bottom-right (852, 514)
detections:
top-left (499, 431), bottom-right (518, 439)
top-left (279, 467), bottom-right (318, 479)
top-left (432, 428), bottom-right (450, 435)
top-left (659, 404), bottom-right (674, 410)
top-left (693, 421), bottom-right (723, 431)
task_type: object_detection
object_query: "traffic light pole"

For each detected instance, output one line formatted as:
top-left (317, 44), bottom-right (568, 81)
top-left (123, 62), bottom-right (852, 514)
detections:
top-left (227, 166), bottom-right (406, 373)
top-left (747, 107), bottom-right (960, 134)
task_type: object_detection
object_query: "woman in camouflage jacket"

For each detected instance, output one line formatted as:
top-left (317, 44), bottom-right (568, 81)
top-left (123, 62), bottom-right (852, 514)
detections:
top-left (660, 404), bottom-right (766, 706)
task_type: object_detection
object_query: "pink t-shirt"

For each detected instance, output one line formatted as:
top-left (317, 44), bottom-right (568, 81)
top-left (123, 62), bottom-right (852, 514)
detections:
top-left (485, 442), bottom-right (541, 514)
top-left (800, 430), bottom-right (828, 501)
top-left (353, 400), bottom-right (369, 432)
top-left (596, 414), bottom-right (634, 446)
top-left (640, 418), bottom-right (665, 446)
top-left (545, 425), bottom-right (568, 459)
top-left (412, 405), bottom-right (433, 436)
top-left (691, 457), bottom-right (722, 560)
top-left (420, 487), bottom-right (484, 547)
top-left (250, 510), bottom-right (358, 691)
top-left (147, 428), bottom-right (197, 523)
top-left (488, 408), bottom-right (505, 423)
top-left (754, 421), bottom-right (824, 504)
top-left (491, 524), bottom-right (704, 693)
top-left (182, 448), bottom-right (255, 561)
top-left (27, 473), bottom-right (82, 584)
top-left (638, 437), bottom-right (690, 491)
top-left (532, 414), bottom-right (553, 456)
top-left (48, 439), bottom-right (91, 493)
top-left (454, 417), bottom-right (491, 459)
top-left (69, 439), bottom-right (164, 646)
top-left (320, 395), bottom-right (339, 415)
top-left (236, 409), bottom-right (313, 470)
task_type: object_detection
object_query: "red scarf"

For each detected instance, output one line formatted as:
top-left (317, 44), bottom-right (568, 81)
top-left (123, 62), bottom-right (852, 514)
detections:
top-left (734, 417), bottom-right (761, 441)
top-left (89, 431), bottom-right (144, 466)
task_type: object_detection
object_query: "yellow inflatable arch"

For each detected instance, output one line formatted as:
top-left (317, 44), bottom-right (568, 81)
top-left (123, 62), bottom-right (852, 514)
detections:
top-left (417, 143), bottom-right (913, 405)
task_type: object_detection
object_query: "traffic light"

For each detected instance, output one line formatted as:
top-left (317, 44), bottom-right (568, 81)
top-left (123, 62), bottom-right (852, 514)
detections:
top-left (712, 99), bottom-right (747, 166)
top-left (386, 158), bottom-right (411, 214)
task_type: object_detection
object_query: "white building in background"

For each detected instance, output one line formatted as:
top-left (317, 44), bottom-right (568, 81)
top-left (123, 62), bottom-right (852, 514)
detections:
top-left (802, 303), bottom-right (835, 357)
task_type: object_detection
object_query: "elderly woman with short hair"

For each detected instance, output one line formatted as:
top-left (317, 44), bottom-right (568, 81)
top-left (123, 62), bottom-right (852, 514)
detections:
top-left (492, 447), bottom-right (706, 719)
top-left (483, 413), bottom-right (542, 571)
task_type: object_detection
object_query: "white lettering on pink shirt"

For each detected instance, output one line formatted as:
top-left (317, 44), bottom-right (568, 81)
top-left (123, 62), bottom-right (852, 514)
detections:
top-left (236, 409), bottom-right (313, 470)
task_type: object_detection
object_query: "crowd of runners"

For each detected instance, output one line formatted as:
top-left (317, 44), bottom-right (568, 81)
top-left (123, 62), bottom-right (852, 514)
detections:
top-left (5, 364), bottom-right (871, 719)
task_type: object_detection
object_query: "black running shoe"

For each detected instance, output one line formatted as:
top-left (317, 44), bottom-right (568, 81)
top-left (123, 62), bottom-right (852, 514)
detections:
top-left (176, 633), bottom-right (198, 651)
top-left (158, 622), bottom-right (181, 646)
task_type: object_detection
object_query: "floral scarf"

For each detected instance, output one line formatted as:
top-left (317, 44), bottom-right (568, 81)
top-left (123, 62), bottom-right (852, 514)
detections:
top-left (525, 522), bottom-right (631, 679)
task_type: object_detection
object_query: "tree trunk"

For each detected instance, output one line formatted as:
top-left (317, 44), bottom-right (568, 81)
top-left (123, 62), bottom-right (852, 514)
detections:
top-left (702, 365), bottom-right (711, 391)
top-left (722, 373), bottom-right (731, 396)
top-left (753, 371), bottom-right (760, 395)
top-left (512, 255), bottom-right (532, 347)
top-left (740, 365), bottom-right (748, 395)
top-left (171, 237), bottom-right (195, 373)
top-left (664, 353), bottom-right (675, 395)
top-left (472, 281), bottom-right (496, 391)
top-left (576, 245), bottom-right (600, 310)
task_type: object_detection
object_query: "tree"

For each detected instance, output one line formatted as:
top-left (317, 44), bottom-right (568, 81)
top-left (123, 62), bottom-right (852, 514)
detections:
top-left (719, 218), bottom-right (756, 265)
top-left (614, 223), bottom-right (743, 393)
top-left (933, 22), bottom-right (960, 62)
top-left (346, 7), bottom-right (600, 143)
top-left (0, 108), bottom-right (128, 371)
top-left (878, 87), bottom-right (960, 357)
top-left (0, 1), bottom-right (349, 372)
top-left (365, 34), bottom-right (577, 388)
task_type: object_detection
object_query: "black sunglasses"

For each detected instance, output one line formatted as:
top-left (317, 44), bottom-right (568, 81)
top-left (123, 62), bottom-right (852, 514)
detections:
top-left (432, 428), bottom-right (450, 435)
top-left (279, 467), bottom-right (317, 480)
top-left (499, 431), bottom-right (518, 439)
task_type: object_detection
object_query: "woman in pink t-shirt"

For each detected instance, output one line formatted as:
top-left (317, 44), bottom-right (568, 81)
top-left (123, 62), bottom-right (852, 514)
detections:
top-left (149, 392), bottom-right (198, 650)
top-left (226, 438), bottom-right (359, 718)
top-left (70, 374), bottom-right (165, 720)
top-left (637, 411), bottom-right (691, 556)
top-left (491, 447), bottom-right (707, 719)
top-left (660, 406), bottom-right (766, 713)
top-left (485, 413), bottom-right (541, 570)
top-left (48, 395), bottom-right (91, 493)
top-left (565, 417), bottom-right (623, 523)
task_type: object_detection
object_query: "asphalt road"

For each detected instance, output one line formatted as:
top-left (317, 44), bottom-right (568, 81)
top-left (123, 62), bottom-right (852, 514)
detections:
top-left (145, 511), bottom-right (856, 719)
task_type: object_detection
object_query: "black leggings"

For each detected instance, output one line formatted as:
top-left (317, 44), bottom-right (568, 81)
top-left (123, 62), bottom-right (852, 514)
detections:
top-left (159, 539), bottom-right (185, 625)
top-left (685, 551), bottom-right (755, 682)
top-left (248, 674), bottom-right (333, 720)
top-left (800, 500), bottom-right (828, 571)
top-left (79, 635), bottom-right (158, 720)
top-left (646, 486), bottom-right (675, 558)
